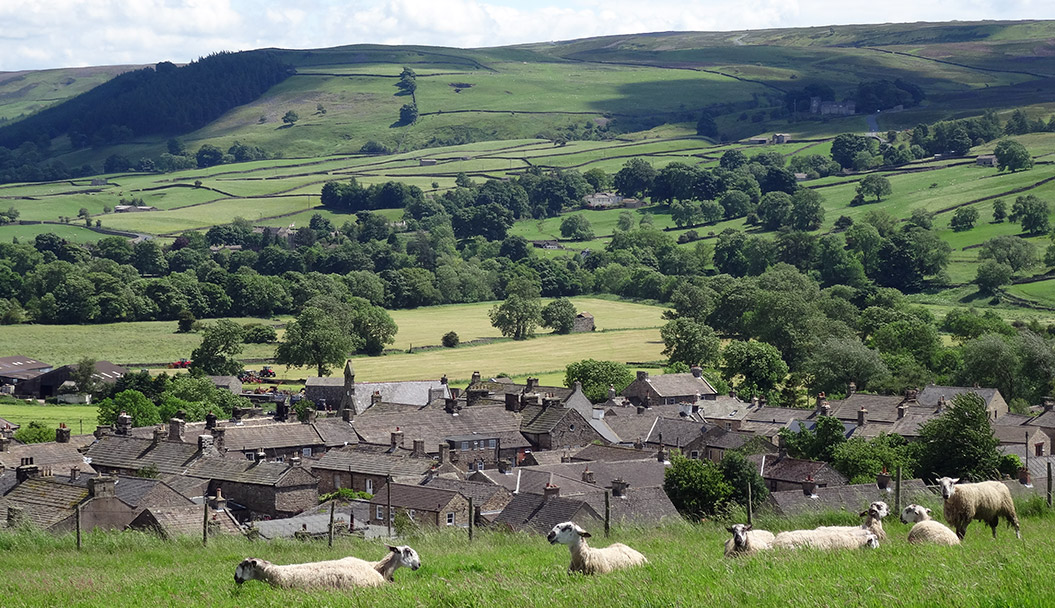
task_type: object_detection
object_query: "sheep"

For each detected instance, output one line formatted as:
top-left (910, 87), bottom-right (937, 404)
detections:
top-left (724, 523), bottom-right (775, 557)
top-left (900, 504), bottom-right (960, 546)
top-left (772, 528), bottom-right (879, 551)
top-left (936, 477), bottom-right (1021, 540)
top-left (816, 500), bottom-right (889, 541)
top-left (234, 545), bottom-right (420, 589)
top-left (547, 521), bottom-right (648, 574)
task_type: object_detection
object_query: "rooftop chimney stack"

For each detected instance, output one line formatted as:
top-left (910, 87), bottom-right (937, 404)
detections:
top-left (821, 401), bottom-right (831, 417)
top-left (211, 488), bottom-right (227, 512)
top-left (390, 428), bottom-right (404, 449)
top-left (255, 448), bottom-right (266, 462)
top-left (543, 484), bottom-right (560, 500)
top-left (152, 427), bottom-right (168, 444)
top-left (636, 371), bottom-right (648, 382)
top-left (497, 459), bottom-right (510, 474)
top-left (205, 412), bottom-right (217, 430)
top-left (471, 371), bottom-right (482, 385)
top-left (412, 439), bottom-right (426, 458)
top-left (88, 476), bottom-right (116, 498)
top-left (15, 463), bottom-right (38, 483)
top-left (55, 424), bottom-right (70, 444)
top-left (168, 418), bottom-right (186, 442)
top-left (115, 412), bottom-right (132, 436)
top-left (802, 478), bottom-right (818, 497)
top-left (439, 443), bottom-right (450, 464)
top-left (70, 467), bottom-right (80, 482)
top-left (526, 377), bottom-right (538, 392)
top-left (7, 506), bottom-right (26, 528)
top-left (1043, 396), bottom-right (1055, 412)
top-left (582, 468), bottom-right (595, 484)
top-left (611, 479), bottom-right (629, 497)
top-left (848, 382), bottom-right (857, 396)
top-left (0, 435), bottom-right (10, 453)
top-left (897, 404), bottom-right (907, 419)
top-left (857, 407), bottom-right (868, 426)
top-left (440, 375), bottom-right (448, 385)
top-left (372, 391), bottom-right (383, 407)
top-left (608, 384), bottom-right (617, 400)
top-left (936, 395), bottom-right (946, 413)
top-left (690, 366), bottom-right (703, 378)
top-left (211, 427), bottom-right (226, 453)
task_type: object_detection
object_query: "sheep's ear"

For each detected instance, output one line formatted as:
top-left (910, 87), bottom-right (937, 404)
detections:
top-left (951, 477), bottom-right (959, 483)
top-left (726, 526), bottom-right (735, 533)
top-left (579, 530), bottom-right (592, 538)
top-left (925, 508), bottom-right (932, 515)
top-left (744, 524), bottom-right (752, 531)
top-left (387, 545), bottom-right (398, 552)
top-left (859, 510), bottom-right (868, 517)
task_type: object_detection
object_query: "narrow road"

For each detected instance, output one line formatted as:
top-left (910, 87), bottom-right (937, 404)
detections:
top-left (866, 113), bottom-right (880, 136)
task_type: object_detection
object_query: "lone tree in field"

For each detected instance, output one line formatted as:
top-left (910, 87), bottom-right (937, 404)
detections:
top-left (559, 214), bottom-right (594, 241)
top-left (993, 139), bottom-right (1033, 172)
top-left (541, 297), bottom-right (577, 334)
top-left (856, 174), bottom-right (892, 203)
top-left (1010, 194), bottom-right (1050, 235)
top-left (399, 103), bottom-right (418, 125)
top-left (282, 110), bottom-right (299, 126)
top-left (950, 206), bottom-right (979, 232)
top-left (489, 293), bottom-right (541, 340)
top-left (275, 306), bottom-right (355, 377)
top-left (190, 319), bottom-right (244, 377)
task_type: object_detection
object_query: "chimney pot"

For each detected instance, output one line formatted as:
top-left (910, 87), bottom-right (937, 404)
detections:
top-left (412, 439), bottom-right (426, 457)
top-left (582, 468), bottom-right (595, 483)
top-left (390, 428), bottom-right (404, 449)
top-left (70, 467), bottom-right (80, 482)
top-left (636, 371), bottom-right (648, 382)
top-left (608, 384), bottom-right (617, 400)
top-left (212, 427), bottom-right (226, 453)
top-left (897, 404), bottom-right (906, 419)
top-left (690, 366), bottom-right (703, 378)
top-left (440, 375), bottom-right (448, 385)
top-left (55, 425), bottom-right (71, 443)
top-left (471, 371), bottom-right (481, 384)
top-left (205, 412), bottom-right (217, 429)
top-left (88, 476), bottom-right (116, 498)
top-left (526, 377), bottom-right (538, 392)
top-left (543, 484), bottom-right (560, 499)
top-left (611, 478), bottom-right (629, 497)
top-left (857, 407), bottom-right (867, 426)
top-left (439, 443), bottom-right (450, 464)
top-left (372, 391), bottom-right (382, 406)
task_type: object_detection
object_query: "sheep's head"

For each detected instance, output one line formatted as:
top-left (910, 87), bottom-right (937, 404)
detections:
top-left (386, 545), bottom-right (421, 571)
top-left (866, 501), bottom-right (889, 520)
top-left (234, 557), bottom-right (267, 585)
top-left (936, 477), bottom-right (960, 500)
top-left (863, 532), bottom-right (879, 549)
top-left (726, 523), bottom-right (753, 548)
top-left (900, 504), bottom-right (931, 524)
top-left (548, 521), bottom-right (589, 545)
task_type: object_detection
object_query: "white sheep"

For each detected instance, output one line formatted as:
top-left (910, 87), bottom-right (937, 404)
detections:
top-left (900, 504), bottom-right (961, 546)
top-left (724, 523), bottom-right (775, 557)
top-left (936, 477), bottom-right (1021, 540)
top-left (234, 545), bottom-right (420, 589)
top-left (547, 521), bottom-right (648, 574)
top-left (772, 528), bottom-right (879, 551)
top-left (816, 500), bottom-right (889, 541)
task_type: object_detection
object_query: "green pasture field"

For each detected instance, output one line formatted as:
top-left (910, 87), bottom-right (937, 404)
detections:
top-left (1005, 278), bottom-right (1055, 308)
top-left (2, 504), bottom-right (1053, 608)
top-left (0, 222), bottom-right (109, 243)
top-left (0, 65), bottom-right (136, 122)
top-left (0, 399), bottom-right (98, 431)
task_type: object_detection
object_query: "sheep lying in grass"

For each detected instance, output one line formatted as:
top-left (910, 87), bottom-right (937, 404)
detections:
top-left (234, 545), bottom-right (420, 589)
top-left (936, 477), bottom-right (1020, 540)
top-left (900, 504), bottom-right (960, 546)
top-left (547, 521), bottom-right (648, 574)
top-left (816, 501), bottom-right (890, 541)
top-left (724, 523), bottom-right (775, 557)
top-left (772, 528), bottom-right (879, 551)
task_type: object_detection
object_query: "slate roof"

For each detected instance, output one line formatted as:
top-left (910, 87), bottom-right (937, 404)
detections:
top-left (531, 460), bottom-right (669, 492)
top-left (640, 373), bottom-right (717, 398)
top-left (421, 477), bottom-right (512, 508)
top-left (765, 479), bottom-right (934, 517)
top-left (994, 413), bottom-right (1035, 427)
top-left (252, 512), bottom-right (352, 539)
top-left (311, 450), bottom-right (435, 478)
top-left (603, 413), bottom-right (661, 444)
top-left (223, 422), bottom-right (325, 452)
top-left (0, 440), bottom-right (95, 474)
top-left (888, 413), bottom-right (935, 439)
top-left (745, 406), bottom-right (812, 424)
top-left (648, 417), bottom-right (707, 447)
top-left (581, 486), bottom-right (680, 525)
top-left (917, 385), bottom-right (1000, 407)
top-left (82, 436), bottom-right (201, 475)
top-left (312, 418), bottom-right (360, 447)
top-left (131, 505), bottom-right (242, 538)
top-left (696, 427), bottom-right (767, 451)
top-left (992, 425), bottom-right (1045, 444)
top-left (185, 458), bottom-right (308, 486)
top-left (519, 405), bottom-right (572, 434)
top-left (1028, 410), bottom-right (1055, 429)
top-left (825, 394), bottom-right (906, 424)
top-left (351, 405), bottom-right (525, 450)
top-left (751, 454), bottom-right (847, 485)
top-left (157, 474), bottom-right (209, 500)
top-left (307, 379), bottom-right (451, 413)
top-left (470, 468), bottom-right (599, 497)
top-left (571, 444), bottom-right (653, 463)
top-left (0, 476), bottom-right (87, 529)
top-left (369, 483), bottom-right (461, 512)
top-left (492, 493), bottom-right (601, 534)
top-left (112, 476), bottom-right (190, 508)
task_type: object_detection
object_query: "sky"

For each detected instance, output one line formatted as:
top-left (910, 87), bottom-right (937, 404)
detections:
top-left (0, 0), bottom-right (1050, 72)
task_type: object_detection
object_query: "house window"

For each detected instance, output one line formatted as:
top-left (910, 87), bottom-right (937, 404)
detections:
top-left (689, 450), bottom-right (699, 459)
top-left (376, 505), bottom-right (384, 520)
top-left (1037, 443), bottom-right (1045, 457)
top-left (488, 439), bottom-right (496, 448)
top-left (461, 441), bottom-right (469, 451)
top-left (664, 397), bottom-right (676, 405)
top-left (366, 479), bottom-right (374, 494)
top-left (245, 452), bottom-right (255, 461)
top-left (334, 473), bottom-right (342, 489)
top-left (446, 512), bottom-right (455, 525)
top-left (302, 447), bottom-right (311, 457)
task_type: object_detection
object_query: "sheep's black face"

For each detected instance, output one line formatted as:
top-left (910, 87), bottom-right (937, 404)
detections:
top-left (234, 558), bottom-right (257, 585)
top-left (547, 530), bottom-right (558, 544)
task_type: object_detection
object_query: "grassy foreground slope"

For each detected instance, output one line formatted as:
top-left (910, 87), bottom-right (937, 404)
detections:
top-left (1, 507), bottom-right (1052, 608)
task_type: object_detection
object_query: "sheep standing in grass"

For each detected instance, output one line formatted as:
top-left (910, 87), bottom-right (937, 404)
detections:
top-left (936, 477), bottom-right (1020, 540)
top-left (900, 504), bottom-right (960, 546)
top-left (817, 501), bottom-right (889, 541)
top-left (772, 528), bottom-right (879, 551)
top-left (547, 521), bottom-right (648, 574)
top-left (234, 546), bottom-right (420, 589)
top-left (724, 523), bottom-right (775, 557)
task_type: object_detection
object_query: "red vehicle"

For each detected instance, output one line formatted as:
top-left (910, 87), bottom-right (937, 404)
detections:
top-left (259, 366), bottom-right (276, 378)
top-left (169, 358), bottom-right (191, 369)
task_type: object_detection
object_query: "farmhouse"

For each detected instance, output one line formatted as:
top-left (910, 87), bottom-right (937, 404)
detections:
top-left (369, 482), bottom-right (470, 527)
top-left (0, 356), bottom-right (52, 388)
top-left (310, 447), bottom-right (435, 495)
top-left (621, 369), bottom-right (718, 406)
top-left (14, 360), bottom-right (126, 399)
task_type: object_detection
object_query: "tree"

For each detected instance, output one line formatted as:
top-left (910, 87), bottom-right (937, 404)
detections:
top-left (275, 307), bottom-right (356, 377)
top-left (190, 319), bottom-right (244, 376)
top-left (993, 199), bottom-right (1007, 223)
top-left (613, 158), bottom-right (656, 199)
top-left (950, 206), bottom-right (979, 232)
top-left (915, 393), bottom-right (1001, 481)
top-left (721, 340), bottom-right (789, 395)
top-left (661, 318), bottom-right (720, 367)
top-left (1009, 194), bottom-right (1050, 235)
top-left (789, 188), bottom-right (825, 231)
top-left (541, 297), bottom-right (576, 334)
top-left (663, 452), bottom-right (732, 520)
top-left (195, 144), bottom-right (224, 168)
top-left (978, 235), bottom-right (1036, 273)
top-left (97, 389), bottom-right (161, 427)
top-left (559, 214), bottom-right (594, 241)
top-left (564, 359), bottom-right (635, 403)
top-left (242, 323), bottom-right (277, 344)
top-left (68, 357), bottom-right (100, 396)
top-left (399, 103), bottom-right (418, 125)
top-left (489, 294), bottom-right (541, 340)
top-left (856, 174), bottom-right (892, 202)
top-left (757, 191), bottom-right (792, 230)
top-left (993, 139), bottom-right (1033, 172)
top-left (719, 451), bottom-right (769, 510)
top-left (14, 421), bottom-right (53, 444)
top-left (442, 331), bottom-right (459, 347)
top-left (282, 110), bottom-right (299, 126)
top-left (719, 149), bottom-right (748, 171)
top-left (831, 433), bottom-right (915, 483)
top-left (696, 112), bottom-right (717, 137)
top-left (803, 337), bottom-right (890, 395)
top-left (396, 66), bottom-right (417, 95)
top-left (779, 415), bottom-right (846, 462)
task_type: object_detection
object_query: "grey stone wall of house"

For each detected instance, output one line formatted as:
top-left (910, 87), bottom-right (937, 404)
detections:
top-left (317, 471), bottom-right (389, 496)
top-left (540, 411), bottom-right (603, 451)
top-left (52, 497), bottom-right (135, 533)
top-left (212, 479), bottom-right (318, 519)
top-left (370, 495), bottom-right (469, 527)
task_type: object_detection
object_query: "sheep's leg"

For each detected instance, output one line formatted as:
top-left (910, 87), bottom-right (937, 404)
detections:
top-left (956, 525), bottom-right (967, 540)
top-left (1008, 515), bottom-right (1021, 539)
top-left (989, 519), bottom-right (998, 538)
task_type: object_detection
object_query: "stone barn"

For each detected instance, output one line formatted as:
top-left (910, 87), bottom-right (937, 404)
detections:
top-left (572, 312), bottom-right (595, 333)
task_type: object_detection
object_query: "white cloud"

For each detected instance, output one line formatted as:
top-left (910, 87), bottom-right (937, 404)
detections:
top-left (0, 0), bottom-right (1052, 71)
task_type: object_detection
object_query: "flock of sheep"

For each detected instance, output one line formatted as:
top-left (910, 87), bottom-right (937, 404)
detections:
top-left (232, 476), bottom-right (1022, 590)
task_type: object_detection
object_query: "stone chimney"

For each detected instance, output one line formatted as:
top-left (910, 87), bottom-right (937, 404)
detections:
top-left (848, 382), bottom-right (857, 396)
top-left (465, 388), bottom-right (488, 407)
top-left (897, 404), bottom-right (907, 420)
top-left (342, 408), bottom-right (354, 422)
top-left (505, 393), bottom-right (522, 413)
top-left (857, 407), bottom-right (868, 426)
top-left (290, 455), bottom-right (301, 467)
top-left (16, 462), bottom-right (38, 483)
top-left (168, 418), bottom-right (186, 442)
top-left (497, 459), bottom-right (510, 474)
top-left (152, 426), bottom-right (168, 444)
top-left (211, 427), bottom-right (226, 453)
top-left (751, 396), bottom-right (760, 408)
top-left (55, 424), bottom-right (71, 444)
top-left (815, 392), bottom-right (826, 410)
top-left (7, 506), bottom-right (26, 528)
top-left (471, 371), bottom-right (481, 385)
top-left (636, 371), bottom-right (648, 382)
top-left (801, 477), bottom-right (817, 497)
top-left (411, 439), bottom-right (427, 458)
top-left (657, 447), bottom-right (669, 463)
top-left (390, 428), bottom-right (404, 449)
top-left (198, 434), bottom-right (217, 456)
top-left (371, 391), bottom-right (383, 408)
top-left (254, 448), bottom-right (266, 462)
top-left (275, 402), bottom-right (289, 422)
top-left (0, 435), bottom-right (8, 452)
top-left (936, 395), bottom-right (946, 413)
top-left (88, 476), bottom-right (116, 498)
top-left (526, 377), bottom-right (539, 392)
top-left (205, 411), bottom-right (217, 430)
top-left (636, 405), bottom-right (646, 415)
top-left (439, 443), bottom-right (450, 464)
top-left (611, 479), bottom-right (629, 497)
top-left (115, 412), bottom-right (132, 436)
top-left (820, 401), bottom-right (831, 417)
top-left (542, 395), bottom-right (561, 409)
top-left (70, 467), bottom-right (80, 482)
top-left (690, 366), bottom-right (703, 378)
top-left (608, 384), bottom-right (617, 400)
top-left (582, 468), bottom-right (595, 484)
top-left (543, 483), bottom-right (560, 500)
top-left (1043, 396), bottom-right (1055, 412)
top-left (211, 488), bottom-right (227, 512)
top-left (94, 425), bottom-right (112, 439)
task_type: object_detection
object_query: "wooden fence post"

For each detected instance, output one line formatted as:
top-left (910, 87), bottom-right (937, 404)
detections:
top-left (1048, 461), bottom-right (1052, 509)
top-left (328, 501), bottom-right (336, 548)
top-left (604, 491), bottom-right (611, 538)
top-left (468, 497), bottom-right (474, 542)
top-left (746, 481), bottom-right (753, 526)
top-left (895, 466), bottom-right (902, 515)
top-left (75, 504), bottom-right (81, 551)
top-left (202, 499), bottom-right (209, 547)
top-left (386, 476), bottom-right (392, 538)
